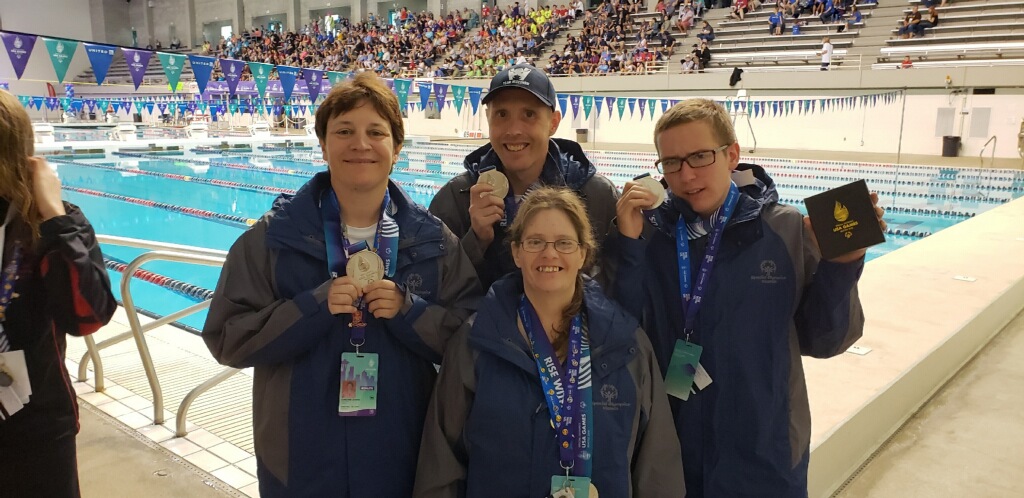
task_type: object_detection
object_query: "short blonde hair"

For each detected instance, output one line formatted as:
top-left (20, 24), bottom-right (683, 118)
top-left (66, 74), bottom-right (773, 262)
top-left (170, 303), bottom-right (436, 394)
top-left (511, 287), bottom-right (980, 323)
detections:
top-left (654, 98), bottom-right (737, 155)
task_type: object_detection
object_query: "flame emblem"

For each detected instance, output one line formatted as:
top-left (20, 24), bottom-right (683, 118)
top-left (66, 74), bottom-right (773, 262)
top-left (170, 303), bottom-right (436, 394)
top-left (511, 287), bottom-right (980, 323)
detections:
top-left (833, 201), bottom-right (849, 223)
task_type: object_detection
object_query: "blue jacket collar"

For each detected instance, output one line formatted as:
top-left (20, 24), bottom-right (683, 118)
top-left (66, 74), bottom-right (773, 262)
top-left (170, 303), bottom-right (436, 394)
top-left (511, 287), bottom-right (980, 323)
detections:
top-left (469, 274), bottom-right (638, 376)
top-left (264, 171), bottom-right (441, 258)
top-left (463, 137), bottom-right (596, 191)
top-left (652, 162), bottom-right (779, 238)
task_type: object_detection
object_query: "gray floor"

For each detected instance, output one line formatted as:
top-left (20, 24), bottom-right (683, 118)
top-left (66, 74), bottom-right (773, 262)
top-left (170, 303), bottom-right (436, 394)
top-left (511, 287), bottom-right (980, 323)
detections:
top-left (836, 309), bottom-right (1024, 498)
top-left (78, 402), bottom-right (237, 498)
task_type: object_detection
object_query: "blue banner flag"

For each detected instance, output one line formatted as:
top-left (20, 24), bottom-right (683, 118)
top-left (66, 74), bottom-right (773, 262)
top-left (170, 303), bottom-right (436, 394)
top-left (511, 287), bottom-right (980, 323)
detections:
top-left (187, 54), bottom-right (216, 94)
top-left (83, 43), bottom-right (116, 85)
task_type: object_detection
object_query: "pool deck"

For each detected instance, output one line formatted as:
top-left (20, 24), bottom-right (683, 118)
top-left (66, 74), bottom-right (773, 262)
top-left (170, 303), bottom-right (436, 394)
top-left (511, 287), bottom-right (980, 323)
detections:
top-left (64, 141), bottom-right (1024, 497)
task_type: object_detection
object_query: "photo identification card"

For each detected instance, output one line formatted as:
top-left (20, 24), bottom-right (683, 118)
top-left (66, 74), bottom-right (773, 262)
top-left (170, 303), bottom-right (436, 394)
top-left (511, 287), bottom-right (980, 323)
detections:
top-left (338, 352), bottom-right (378, 417)
top-left (665, 340), bottom-right (703, 401)
top-left (803, 179), bottom-right (885, 260)
top-left (550, 475), bottom-right (593, 498)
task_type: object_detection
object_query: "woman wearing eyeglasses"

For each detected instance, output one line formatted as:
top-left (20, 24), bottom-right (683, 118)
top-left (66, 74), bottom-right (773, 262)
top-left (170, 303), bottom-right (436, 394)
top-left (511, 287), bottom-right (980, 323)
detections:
top-left (414, 187), bottom-right (684, 498)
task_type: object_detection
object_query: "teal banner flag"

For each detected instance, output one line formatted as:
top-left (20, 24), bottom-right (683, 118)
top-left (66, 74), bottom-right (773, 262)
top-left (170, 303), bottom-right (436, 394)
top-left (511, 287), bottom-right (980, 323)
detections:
top-left (393, 78), bottom-right (411, 109)
top-left (248, 62), bottom-right (273, 97)
top-left (327, 71), bottom-right (347, 87)
top-left (157, 52), bottom-right (186, 92)
top-left (582, 96), bottom-right (593, 120)
top-left (451, 85), bottom-right (466, 114)
top-left (43, 38), bottom-right (78, 83)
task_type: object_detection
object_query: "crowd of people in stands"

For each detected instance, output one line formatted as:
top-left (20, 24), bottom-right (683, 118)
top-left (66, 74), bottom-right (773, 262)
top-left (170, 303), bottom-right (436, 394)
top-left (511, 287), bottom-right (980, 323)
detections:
top-left (186, 0), bottom-right (883, 80)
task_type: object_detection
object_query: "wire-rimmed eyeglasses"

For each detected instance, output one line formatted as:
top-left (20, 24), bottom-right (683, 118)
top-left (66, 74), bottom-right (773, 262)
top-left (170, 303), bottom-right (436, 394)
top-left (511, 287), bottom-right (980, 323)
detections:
top-left (517, 238), bottom-right (582, 254)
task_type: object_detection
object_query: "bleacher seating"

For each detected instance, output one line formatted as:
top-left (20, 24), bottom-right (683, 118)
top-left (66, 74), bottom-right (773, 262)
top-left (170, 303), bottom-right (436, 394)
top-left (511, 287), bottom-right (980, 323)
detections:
top-left (879, 0), bottom-right (1024, 64)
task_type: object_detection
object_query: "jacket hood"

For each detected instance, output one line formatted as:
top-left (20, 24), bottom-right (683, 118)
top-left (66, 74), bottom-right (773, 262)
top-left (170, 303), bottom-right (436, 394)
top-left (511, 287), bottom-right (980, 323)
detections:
top-left (264, 171), bottom-right (441, 258)
top-left (462, 138), bottom-right (596, 191)
top-left (652, 162), bottom-right (779, 238)
top-left (468, 273), bottom-right (639, 374)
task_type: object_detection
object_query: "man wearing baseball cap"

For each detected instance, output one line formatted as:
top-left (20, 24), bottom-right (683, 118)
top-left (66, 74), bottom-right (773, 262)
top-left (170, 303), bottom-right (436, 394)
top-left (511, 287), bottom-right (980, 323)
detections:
top-left (429, 64), bottom-right (619, 290)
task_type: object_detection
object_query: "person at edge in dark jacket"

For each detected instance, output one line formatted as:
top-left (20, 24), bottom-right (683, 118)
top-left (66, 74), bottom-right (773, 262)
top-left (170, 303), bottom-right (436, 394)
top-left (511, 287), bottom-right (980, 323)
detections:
top-left (415, 187), bottom-right (685, 498)
top-left (610, 99), bottom-right (886, 497)
top-left (0, 89), bottom-right (117, 498)
top-left (428, 63), bottom-right (620, 292)
top-left (202, 73), bottom-right (481, 497)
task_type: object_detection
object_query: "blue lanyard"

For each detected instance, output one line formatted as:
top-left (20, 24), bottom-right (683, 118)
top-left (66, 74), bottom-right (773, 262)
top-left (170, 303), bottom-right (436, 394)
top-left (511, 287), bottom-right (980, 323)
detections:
top-left (518, 295), bottom-right (593, 477)
top-left (676, 183), bottom-right (740, 341)
top-left (319, 187), bottom-right (399, 345)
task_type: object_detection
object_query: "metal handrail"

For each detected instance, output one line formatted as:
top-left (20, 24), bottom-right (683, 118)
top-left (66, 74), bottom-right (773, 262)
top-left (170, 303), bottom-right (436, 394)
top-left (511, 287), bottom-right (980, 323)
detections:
top-left (85, 235), bottom-right (232, 428)
top-left (979, 135), bottom-right (997, 169)
top-left (80, 235), bottom-right (227, 389)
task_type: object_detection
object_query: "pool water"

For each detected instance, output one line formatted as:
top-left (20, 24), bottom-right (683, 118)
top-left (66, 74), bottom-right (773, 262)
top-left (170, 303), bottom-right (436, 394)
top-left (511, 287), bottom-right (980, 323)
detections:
top-left (50, 144), bottom-right (1024, 332)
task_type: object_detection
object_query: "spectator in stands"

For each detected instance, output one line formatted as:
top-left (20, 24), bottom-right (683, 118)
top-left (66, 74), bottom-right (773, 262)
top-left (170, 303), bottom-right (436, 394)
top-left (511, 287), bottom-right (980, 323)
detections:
top-left (769, 7), bottom-right (786, 35)
top-left (912, 5), bottom-right (939, 37)
top-left (817, 36), bottom-right (833, 70)
top-left (843, 5), bottom-right (863, 32)
top-left (729, 0), bottom-right (751, 20)
top-left (681, 53), bottom-right (698, 73)
top-left (203, 73), bottom-right (480, 498)
top-left (429, 64), bottom-right (620, 291)
top-left (697, 21), bottom-right (715, 43)
top-left (660, 27), bottom-right (677, 55)
top-left (900, 55), bottom-right (913, 69)
top-left (677, 5), bottom-right (696, 35)
top-left (819, 0), bottom-right (839, 24)
top-left (170, 36), bottom-right (183, 49)
top-left (0, 89), bottom-right (116, 498)
top-left (694, 41), bottom-right (711, 71)
top-left (903, 5), bottom-right (922, 39)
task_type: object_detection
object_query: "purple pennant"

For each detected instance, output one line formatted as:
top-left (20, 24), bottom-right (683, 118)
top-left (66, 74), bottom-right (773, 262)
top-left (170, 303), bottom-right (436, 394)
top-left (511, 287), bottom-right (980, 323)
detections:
top-left (302, 68), bottom-right (325, 102)
top-left (1, 33), bottom-right (36, 80)
top-left (433, 83), bottom-right (449, 112)
top-left (122, 48), bottom-right (153, 90)
top-left (220, 58), bottom-right (246, 95)
top-left (157, 102), bottom-right (167, 114)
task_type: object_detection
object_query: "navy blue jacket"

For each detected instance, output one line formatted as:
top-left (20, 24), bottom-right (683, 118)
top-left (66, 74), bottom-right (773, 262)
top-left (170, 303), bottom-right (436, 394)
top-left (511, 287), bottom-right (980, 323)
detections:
top-left (429, 138), bottom-right (620, 290)
top-left (611, 164), bottom-right (865, 497)
top-left (415, 276), bottom-right (685, 497)
top-left (203, 172), bottom-right (480, 497)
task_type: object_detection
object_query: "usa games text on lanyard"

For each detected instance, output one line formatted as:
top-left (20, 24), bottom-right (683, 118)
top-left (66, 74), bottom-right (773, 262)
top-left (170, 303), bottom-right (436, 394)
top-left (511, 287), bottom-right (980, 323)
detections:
top-left (518, 296), bottom-right (594, 477)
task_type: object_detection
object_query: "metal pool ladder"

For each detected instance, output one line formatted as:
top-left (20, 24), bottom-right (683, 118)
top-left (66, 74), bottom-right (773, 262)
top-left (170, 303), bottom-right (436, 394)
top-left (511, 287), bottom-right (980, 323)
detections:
top-left (81, 235), bottom-right (241, 437)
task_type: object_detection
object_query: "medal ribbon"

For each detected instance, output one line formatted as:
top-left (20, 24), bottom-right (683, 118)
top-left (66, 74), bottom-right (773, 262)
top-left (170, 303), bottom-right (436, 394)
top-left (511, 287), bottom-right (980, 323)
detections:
top-left (320, 187), bottom-right (399, 345)
top-left (676, 183), bottom-right (740, 341)
top-left (0, 203), bottom-right (21, 353)
top-left (518, 296), bottom-right (593, 477)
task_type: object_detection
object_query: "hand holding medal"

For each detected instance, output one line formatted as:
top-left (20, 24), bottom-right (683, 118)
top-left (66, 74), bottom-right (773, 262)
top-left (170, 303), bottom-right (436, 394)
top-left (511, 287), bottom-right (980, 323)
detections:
top-left (468, 167), bottom-right (508, 247)
top-left (615, 173), bottom-right (667, 239)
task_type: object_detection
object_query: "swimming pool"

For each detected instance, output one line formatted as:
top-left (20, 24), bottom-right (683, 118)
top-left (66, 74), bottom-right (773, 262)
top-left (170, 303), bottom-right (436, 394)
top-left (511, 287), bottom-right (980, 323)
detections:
top-left (48, 141), bottom-right (1024, 332)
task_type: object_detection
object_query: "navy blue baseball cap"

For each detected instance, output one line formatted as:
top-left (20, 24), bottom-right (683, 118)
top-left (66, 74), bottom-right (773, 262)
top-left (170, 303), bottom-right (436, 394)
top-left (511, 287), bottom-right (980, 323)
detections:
top-left (481, 63), bottom-right (557, 110)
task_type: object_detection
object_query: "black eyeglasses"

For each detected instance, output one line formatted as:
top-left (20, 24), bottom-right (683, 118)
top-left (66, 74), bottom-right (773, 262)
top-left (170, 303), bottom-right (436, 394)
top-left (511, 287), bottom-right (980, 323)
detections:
top-left (655, 144), bottom-right (731, 174)
top-left (517, 238), bottom-right (582, 254)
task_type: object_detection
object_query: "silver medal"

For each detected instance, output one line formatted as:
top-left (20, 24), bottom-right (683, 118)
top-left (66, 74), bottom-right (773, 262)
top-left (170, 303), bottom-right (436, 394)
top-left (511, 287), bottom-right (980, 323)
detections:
top-left (636, 175), bottom-right (666, 209)
top-left (346, 251), bottom-right (385, 288)
top-left (477, 169), bottom-right (509, 199)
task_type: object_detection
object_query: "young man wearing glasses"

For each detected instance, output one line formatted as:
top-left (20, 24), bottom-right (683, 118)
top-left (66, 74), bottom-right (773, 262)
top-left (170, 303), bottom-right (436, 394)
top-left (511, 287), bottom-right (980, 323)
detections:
top-left (429, 64), bottom-right (619, 291)
top-left (609, 99), bottom-right (886, 497)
